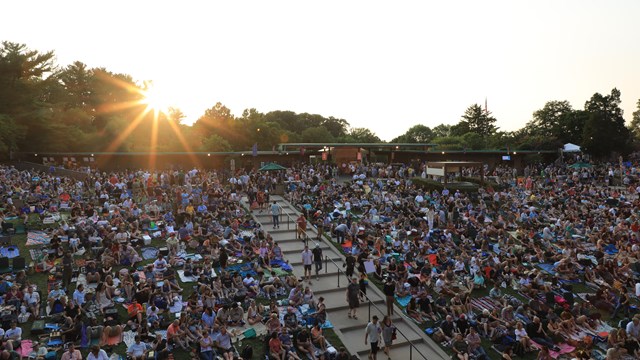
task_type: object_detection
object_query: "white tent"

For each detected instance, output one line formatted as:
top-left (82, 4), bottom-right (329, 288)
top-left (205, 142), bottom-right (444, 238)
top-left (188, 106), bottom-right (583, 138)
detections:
top-left (563, 143), bottom-right (581, 152)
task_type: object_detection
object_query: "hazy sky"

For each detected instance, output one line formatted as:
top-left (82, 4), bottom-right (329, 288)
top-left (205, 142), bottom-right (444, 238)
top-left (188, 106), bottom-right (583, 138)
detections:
top-left (2, 0), bottom-right (640, 141)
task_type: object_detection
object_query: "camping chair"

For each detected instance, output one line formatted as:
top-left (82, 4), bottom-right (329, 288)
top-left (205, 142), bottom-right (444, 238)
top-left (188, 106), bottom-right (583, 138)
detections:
top-left (12, 257), bottom-right (26, 272)
top-left (0, 257), bottom-right (10, 274)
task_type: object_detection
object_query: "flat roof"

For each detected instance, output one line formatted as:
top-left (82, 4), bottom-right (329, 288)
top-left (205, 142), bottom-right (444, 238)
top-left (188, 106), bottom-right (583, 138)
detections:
top-left (427, 161), bottom-right (483, 167)
top-left (279, 143), bottom-right (436, 148)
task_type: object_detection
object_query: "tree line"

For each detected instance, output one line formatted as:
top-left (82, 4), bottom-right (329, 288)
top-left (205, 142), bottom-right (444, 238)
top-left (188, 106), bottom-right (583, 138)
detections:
top-left (1, 41), bottom-right (639, 159)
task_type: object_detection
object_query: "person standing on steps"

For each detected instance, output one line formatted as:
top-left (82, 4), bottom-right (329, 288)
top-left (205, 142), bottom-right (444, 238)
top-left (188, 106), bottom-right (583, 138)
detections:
top-left (383, 277), bottom-right (395, 316)
top-left (312, 244), bottom-right (323, 281)
top-left (301, 245), bottom-right (313, 283)
top-left (296, 213), bottom-right (307, 241)
top-left (344, 252), bottom-right (356, 278)
top-left (381, 315), bottom-right (396, 360)
top-left (365, 315), bottom-right (381, 360)
top-left (346, 277), bottom-right (360, 319)
top-left (270, 201), bottom-right (280, 229)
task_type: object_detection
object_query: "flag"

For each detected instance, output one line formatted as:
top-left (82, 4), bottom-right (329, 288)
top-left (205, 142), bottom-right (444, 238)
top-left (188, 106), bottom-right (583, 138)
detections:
top-left (300, 147), bottom-right (305, 156)
top-left (485, 97), bottom-right (488, 114)
top-left (252, 143), bottom-right (257, 157)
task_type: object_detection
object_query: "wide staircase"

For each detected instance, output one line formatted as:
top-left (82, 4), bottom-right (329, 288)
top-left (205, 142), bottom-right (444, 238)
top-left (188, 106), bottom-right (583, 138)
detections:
top-left (243, 195), bottom-right (449, 360)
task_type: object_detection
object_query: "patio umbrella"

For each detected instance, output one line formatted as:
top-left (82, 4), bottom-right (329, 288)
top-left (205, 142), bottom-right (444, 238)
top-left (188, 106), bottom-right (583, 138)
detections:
top-left (259, 163), bottom-right (287, 171)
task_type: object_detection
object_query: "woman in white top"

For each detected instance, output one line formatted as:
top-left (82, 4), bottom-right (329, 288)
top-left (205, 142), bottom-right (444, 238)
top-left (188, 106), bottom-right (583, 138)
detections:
top-left (95, 283), bottom-right (113, 315)
top-left (514, 321), bottom-right (532, 352)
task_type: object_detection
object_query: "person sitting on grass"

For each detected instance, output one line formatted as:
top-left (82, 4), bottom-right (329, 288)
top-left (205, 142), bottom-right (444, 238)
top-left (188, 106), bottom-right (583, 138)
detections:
top-left (310, 323), bottom-right (328, 352)
top-left (127, 335), bottom-right (148, 360)
top-left (296, 328), bottom-right (317, 360)
top-left (215, 326), bottom-right (235, 360)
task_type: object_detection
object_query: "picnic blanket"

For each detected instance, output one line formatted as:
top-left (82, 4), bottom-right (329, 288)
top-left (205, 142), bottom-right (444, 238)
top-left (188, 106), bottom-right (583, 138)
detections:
top-left (470, 297), bottom-right (503, 313)
top-left (531, 341), bottom-right (574, 359)
top-left (321, 320), bottom-right (334, 329)
top-left (177, 270), bottom-right (197, 283)
top-left (29, 248), bottom-right (46, 261)
top-left (537, 263), bottom-right (557, 276)
top-left (141, 247), bottom-right (159, 260)
top-left (17, 339), bottom-right (34, 358)
top-left (222, 263), bottom-right (257, 278)
top-left (270, 259), bottom-right (293, 272)
top-left (26, 231), bottom-right (51, 246)
top-left (0, 246), bottom-right (19, 259)
top-left (395, 295), bottom-right (412, 307)
top-left (123, 330), bottom-right (137, 349)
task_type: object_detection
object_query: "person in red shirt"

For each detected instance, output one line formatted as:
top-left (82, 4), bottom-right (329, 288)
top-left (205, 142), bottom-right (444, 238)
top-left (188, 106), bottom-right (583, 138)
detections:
top-left (127, 299), bottom-right (143, 326)
top-left (5, 286), bottom-right (23, 308)
top-left (269, 332), bottom-right (285, 360)
top-left (166, 320), bottom-right (188, 350)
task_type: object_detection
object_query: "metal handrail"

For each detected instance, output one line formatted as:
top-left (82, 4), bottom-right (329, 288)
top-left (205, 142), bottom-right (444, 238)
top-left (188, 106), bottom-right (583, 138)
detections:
top-left (323, 255), bottom-right (429, 360)
top-left (274, 201), bottom-right (318, 247)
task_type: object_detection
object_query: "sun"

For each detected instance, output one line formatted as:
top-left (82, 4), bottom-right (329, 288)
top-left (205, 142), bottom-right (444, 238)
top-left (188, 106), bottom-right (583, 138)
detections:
top-left (141, 84), bottom-right (172, 113)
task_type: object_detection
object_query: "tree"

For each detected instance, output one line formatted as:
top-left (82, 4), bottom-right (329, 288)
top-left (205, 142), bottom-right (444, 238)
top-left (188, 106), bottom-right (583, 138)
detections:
top-left (0, 114), bottom-right (25, 156)
top-left (630, 99), bottom-right (640, 139)
top-left (200, 134), bottom-right (232, 152)
top-left (432, 124), bottom-right (452, 138)
top-left (581, 88), bottom-right (631, 157)
top-left (528, 100), bottom-right (574, 139)
top-left (457, 104), bottom-right (497, 137)
top-left (462, 132), bottom-right (485, 150)
top-left (167, 107), bottom-right (186, 124)
top-left (392, 124), bottom-right (434, 143)
top-left (301, 127), bottom-right (334, 143)
top-left (322, 117), bottom-right (349, 138)
top-left (344, 127), bottom-right (382, 143)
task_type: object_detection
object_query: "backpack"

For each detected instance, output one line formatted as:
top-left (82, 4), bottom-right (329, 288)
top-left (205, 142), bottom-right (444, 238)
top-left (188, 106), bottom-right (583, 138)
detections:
top-left (241, 345), bottom-right (253, 359)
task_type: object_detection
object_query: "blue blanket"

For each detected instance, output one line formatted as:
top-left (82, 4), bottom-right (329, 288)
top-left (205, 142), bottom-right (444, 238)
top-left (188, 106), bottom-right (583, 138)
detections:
top-left (0, 246), bottom-right (19, 259)
top-left (395, 295), bottom-right (412, 307)
top-left (536, 263), bottom-right (557, 275)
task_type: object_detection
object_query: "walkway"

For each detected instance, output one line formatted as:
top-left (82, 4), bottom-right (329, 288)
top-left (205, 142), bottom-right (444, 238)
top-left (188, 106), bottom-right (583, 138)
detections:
top-left (243, 195), bottom-right (449, 360)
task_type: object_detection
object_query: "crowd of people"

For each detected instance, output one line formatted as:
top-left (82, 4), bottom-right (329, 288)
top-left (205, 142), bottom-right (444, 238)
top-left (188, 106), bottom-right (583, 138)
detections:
top-left (0, 153), bottom-right (639, 360)
top-left (0, 165), bottom-right (349, 360)
top-left (282, 159), bottom-right (640, 360)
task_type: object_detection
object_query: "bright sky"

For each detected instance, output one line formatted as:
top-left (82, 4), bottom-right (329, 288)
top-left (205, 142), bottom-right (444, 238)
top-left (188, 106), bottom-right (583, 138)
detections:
top-left (3, 0), bottom-right (640, 141)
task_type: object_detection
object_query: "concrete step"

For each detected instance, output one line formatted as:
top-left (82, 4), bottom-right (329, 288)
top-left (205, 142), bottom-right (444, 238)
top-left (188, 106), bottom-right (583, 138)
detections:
top-left (341, 320), bottom-right (425, 355)
top-left (355, 340), bottom-right (433, 360)
top-left (280, 241), bottom-right (330, 255)
top-left (290, 263), bottom-right (345, 278)
top-left (288, 253), bottom-right (343, 266)
top-left (317, 291), bottom-right (385, 312)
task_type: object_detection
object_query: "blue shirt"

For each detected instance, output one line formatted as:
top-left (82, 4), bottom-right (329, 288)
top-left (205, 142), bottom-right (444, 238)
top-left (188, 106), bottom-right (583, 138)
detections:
top-left (202, 312), bottom-right (215, 328)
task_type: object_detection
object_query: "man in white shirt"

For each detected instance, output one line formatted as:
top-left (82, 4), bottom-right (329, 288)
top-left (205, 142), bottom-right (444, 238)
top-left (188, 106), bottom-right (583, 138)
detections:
top-left (127, 335), bottom-right (148, 360)
top-left (153, 255), bottom-right (168, 273)
top-left (365, 315), bottom-right (381, 360)
top-left (626, 316), bottom-right (640, 339)
top-left (87, 345), bottom-right (109, 360)
top-left (24, 286), bottom-right (41, 317)
top-left (301, 245), bottom-right (314, 283)
top-left (5, 322), bottom-right (22, 349)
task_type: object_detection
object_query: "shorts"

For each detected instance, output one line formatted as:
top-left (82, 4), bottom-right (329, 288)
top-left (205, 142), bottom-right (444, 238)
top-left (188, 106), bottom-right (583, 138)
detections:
top-left (304, 264), bottom-right (312, 271)
top-left (370, 341), bottom-right (379, 353)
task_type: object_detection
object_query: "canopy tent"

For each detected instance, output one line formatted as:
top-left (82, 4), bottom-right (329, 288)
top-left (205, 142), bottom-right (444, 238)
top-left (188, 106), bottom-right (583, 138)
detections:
top-left (563, 143), bottom-right (581, 152)
top-left (259, 163), bottom-right (287, 171)
top-left (568, 162), bottom-right (592, 169)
